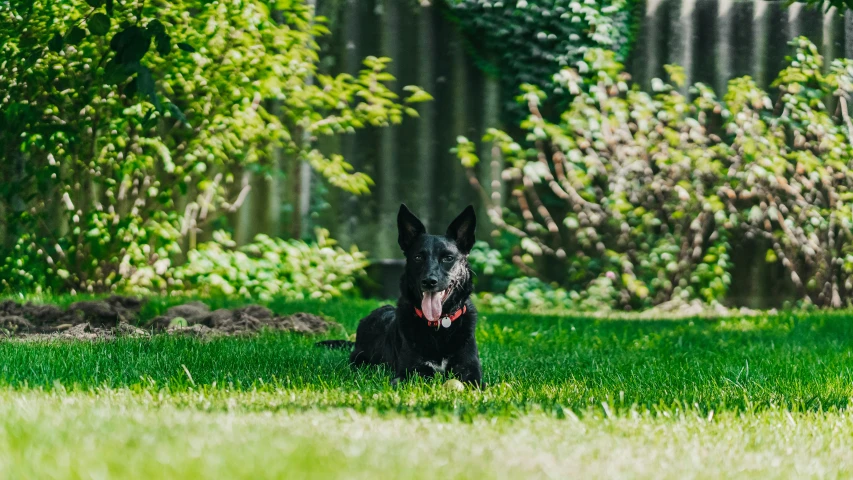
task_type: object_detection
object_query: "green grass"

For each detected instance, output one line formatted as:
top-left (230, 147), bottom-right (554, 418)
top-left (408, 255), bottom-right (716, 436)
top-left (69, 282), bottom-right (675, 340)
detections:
top-left (2, 297), bottom-right (853, 477)
top-left (2, 390), bottom-right (852, 479)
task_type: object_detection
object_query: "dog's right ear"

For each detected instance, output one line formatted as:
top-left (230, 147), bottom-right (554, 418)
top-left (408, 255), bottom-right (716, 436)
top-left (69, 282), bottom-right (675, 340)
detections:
top-left (397, 204), bottom-right (426, 252)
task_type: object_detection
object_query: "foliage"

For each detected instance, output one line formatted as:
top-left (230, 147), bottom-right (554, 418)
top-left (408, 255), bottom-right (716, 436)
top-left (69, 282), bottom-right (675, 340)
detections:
top-left (122, 229), bottom-right (368, 301)
top-left (795, 0), bottom-right (852, 13)
top-left (458, 38), bottom-right (853, 310)
top-left (0, 0), bottom-right (429, 295)
top-left (468, 238), bottom-right (608, 312)
top-left (442, 0), bottom-right (638, 122)
top-left (476, 276), bottom-right (573, 312)
top-left (467, 239), bottom-right (521, 292)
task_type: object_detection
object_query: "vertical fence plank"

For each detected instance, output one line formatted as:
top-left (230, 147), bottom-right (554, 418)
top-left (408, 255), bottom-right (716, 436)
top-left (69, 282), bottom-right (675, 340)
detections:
top-left (293, 1), bottom-right (319, 240)
top-left (451, 31), bottom-right (469, 214)
top-left (334, 0), bottom-right (362, 248)
top-left (669, 0), bottom-right (696, 93)
top-left (377, 0), bottom-right (401, 261)
top-left (478, 73), bottom-right (501, 233)
top-left (823, 3), bottom-right (839, 113)
top-left (642, 0), bottom-right (665, 89)
top-left (234, 171), bottom-right (253, 245)
top-left (268, 106), bottom-right (284, 239)
top-left (417, 5), bottom-right (437, 231)
top-left (823, 5), bottom-right (837, 68)
top-left (787, 2), bottom-right (802, 39)
top-left (716, 0), bottom-right (733, 94)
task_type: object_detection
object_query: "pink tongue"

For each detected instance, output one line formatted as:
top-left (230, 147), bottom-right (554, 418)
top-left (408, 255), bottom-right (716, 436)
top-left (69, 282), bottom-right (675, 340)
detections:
top-left (421, 291), bottom-right (443, 322)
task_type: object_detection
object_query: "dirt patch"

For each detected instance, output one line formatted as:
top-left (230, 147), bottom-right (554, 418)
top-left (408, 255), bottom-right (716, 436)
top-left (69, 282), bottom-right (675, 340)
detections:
top-left (0, 295), bottom-right (144, 340)
top-left (0, 296), bottom-right (340, 341)
top-left (148, 304), bottom-right (339, 337)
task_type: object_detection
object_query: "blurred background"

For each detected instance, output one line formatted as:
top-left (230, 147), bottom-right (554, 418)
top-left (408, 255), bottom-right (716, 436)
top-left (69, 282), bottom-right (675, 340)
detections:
top-left (2, 0), bottom-right (852, 312)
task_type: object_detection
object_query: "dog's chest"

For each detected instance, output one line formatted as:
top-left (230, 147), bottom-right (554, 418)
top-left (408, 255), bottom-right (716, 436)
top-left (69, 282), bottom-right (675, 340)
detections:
top-left (423, 358), bottom-right (449, 373)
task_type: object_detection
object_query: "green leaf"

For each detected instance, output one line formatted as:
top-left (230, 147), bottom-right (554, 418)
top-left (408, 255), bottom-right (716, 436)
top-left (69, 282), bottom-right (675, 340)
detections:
top-left (168, 317), bottom-right (188, 328)
top-left (24, 49), bottom-right (42, 66)
top-left (403, 86), bottom-right (433, 103)
top-left (103, 59), bottom-right (129, 83)
top-left (110, 26), bottom-right (151, 64)
top-left (67, 26), bottom-right (86, 46)
top-left (141, 108), bottom-right (157, 130)
top-left (147, 20), bottom-right (165, 38)
top-left (177, 42), bottom-right (195, 53)
top-left (765, 249), bottom-right (778, 263)
top-left (16, 0), bottom-right (35, 14)
top-left (19, 35), bottom-right (37, 50)
top-left (47, 33), bottom-right (63, 52)
top-left (664, 64), bottom-right (686, 88)
top-left (127, 63), bottom-right (161, 111)
top-left (89, 13), bottom-right (111, 36)
top-left (167, 103), bottom-right (189, 126)
top-left (124, 77), bottom-right (137, 97)
top-left (155, 34), bottom-right (171, 56)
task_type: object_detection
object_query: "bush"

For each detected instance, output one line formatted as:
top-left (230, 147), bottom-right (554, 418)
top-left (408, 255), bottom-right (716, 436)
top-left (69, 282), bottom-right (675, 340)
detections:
top-left (458, 38), bottom-right (853, 310)
top-left (0, 0), bottom-right (428, 295)
top-left (467, 239), bottom-right (521, 292)
top-left (121, 229), bottom-right (368, 301)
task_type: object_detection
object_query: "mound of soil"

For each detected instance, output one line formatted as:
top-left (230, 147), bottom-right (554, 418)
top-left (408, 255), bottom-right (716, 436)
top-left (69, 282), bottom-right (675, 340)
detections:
top-left (146, 303), bottom-right (340, 337)
top-left (0, 296), bottom-right (340, 341)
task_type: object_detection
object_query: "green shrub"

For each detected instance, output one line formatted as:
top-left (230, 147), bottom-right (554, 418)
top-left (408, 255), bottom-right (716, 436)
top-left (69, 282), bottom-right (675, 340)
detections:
top-left (467, 239), bottom-right (522, 292)
top-left (121, 229), bottom-right (368, 301)
top-left (458, 38), bottom-right (853, 310)
top-left (0, 0), bottom-right (428, 295)
top-left (476, 276), bottom-right (573, 313)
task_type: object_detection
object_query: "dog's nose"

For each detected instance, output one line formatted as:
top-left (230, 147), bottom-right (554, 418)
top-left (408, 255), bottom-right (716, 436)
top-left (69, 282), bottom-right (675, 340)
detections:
top-left (421, 277), bottom-right (438, 290)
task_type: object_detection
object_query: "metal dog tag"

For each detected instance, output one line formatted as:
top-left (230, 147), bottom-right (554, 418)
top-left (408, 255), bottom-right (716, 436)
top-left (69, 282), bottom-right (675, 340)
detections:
top-left (441, 317), bottom-right (452, 328)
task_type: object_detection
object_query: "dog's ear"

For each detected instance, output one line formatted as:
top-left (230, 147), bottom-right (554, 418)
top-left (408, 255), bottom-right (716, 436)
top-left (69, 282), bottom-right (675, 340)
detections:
top-left (446, 205), bottom-right (476, 254)
top-left (397, 204), bottom-right (426, 251)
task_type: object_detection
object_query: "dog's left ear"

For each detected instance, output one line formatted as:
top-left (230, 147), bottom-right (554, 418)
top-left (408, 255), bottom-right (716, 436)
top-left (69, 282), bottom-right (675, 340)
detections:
top-left (446, 205), bottom-right (476, 254)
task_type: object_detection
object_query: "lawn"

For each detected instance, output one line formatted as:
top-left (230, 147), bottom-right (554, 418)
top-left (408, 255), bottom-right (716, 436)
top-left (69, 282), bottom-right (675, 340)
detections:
top-left (1, 297), bottom-right (852, 478)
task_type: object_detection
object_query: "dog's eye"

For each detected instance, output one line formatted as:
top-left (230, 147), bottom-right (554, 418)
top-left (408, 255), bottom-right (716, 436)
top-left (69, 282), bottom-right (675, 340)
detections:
top-left (442, 255), bottom-right (454, 263)
top-left (414, 255), bottom-right (424, 262)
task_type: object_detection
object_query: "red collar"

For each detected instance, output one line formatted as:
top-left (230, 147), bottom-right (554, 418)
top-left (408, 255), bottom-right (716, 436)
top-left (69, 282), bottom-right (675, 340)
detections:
top-left (414, 305), bottom-right (467, 328)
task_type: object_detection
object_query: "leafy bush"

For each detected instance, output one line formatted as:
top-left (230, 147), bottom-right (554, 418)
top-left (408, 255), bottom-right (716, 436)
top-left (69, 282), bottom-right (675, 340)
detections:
top-left (458, 38), bottom-right (853, 310)
top-left (467, 239), bottom-right (521, 292)
top-left (0, 0), bottom-right (428, 295)
top-left (443, 0), bottom-right (637, 121)
top-left (476, 276), bottom-right (574, 313)
top-left (121, 229), bottom-right (368, 301)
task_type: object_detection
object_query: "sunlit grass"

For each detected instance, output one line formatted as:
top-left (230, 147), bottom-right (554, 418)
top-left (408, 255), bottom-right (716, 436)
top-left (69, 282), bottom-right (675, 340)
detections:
top-left (0, 389), bottom-right (852, 479)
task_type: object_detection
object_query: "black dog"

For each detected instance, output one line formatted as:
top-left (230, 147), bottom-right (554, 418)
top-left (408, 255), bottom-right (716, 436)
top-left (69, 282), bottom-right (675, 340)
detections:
top-left (318, 204), bottom-right (482, 386)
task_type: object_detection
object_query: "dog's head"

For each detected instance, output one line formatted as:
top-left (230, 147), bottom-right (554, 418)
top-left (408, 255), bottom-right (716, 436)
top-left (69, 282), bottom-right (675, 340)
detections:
top-left (397, 204), bottom-right (476, 322)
